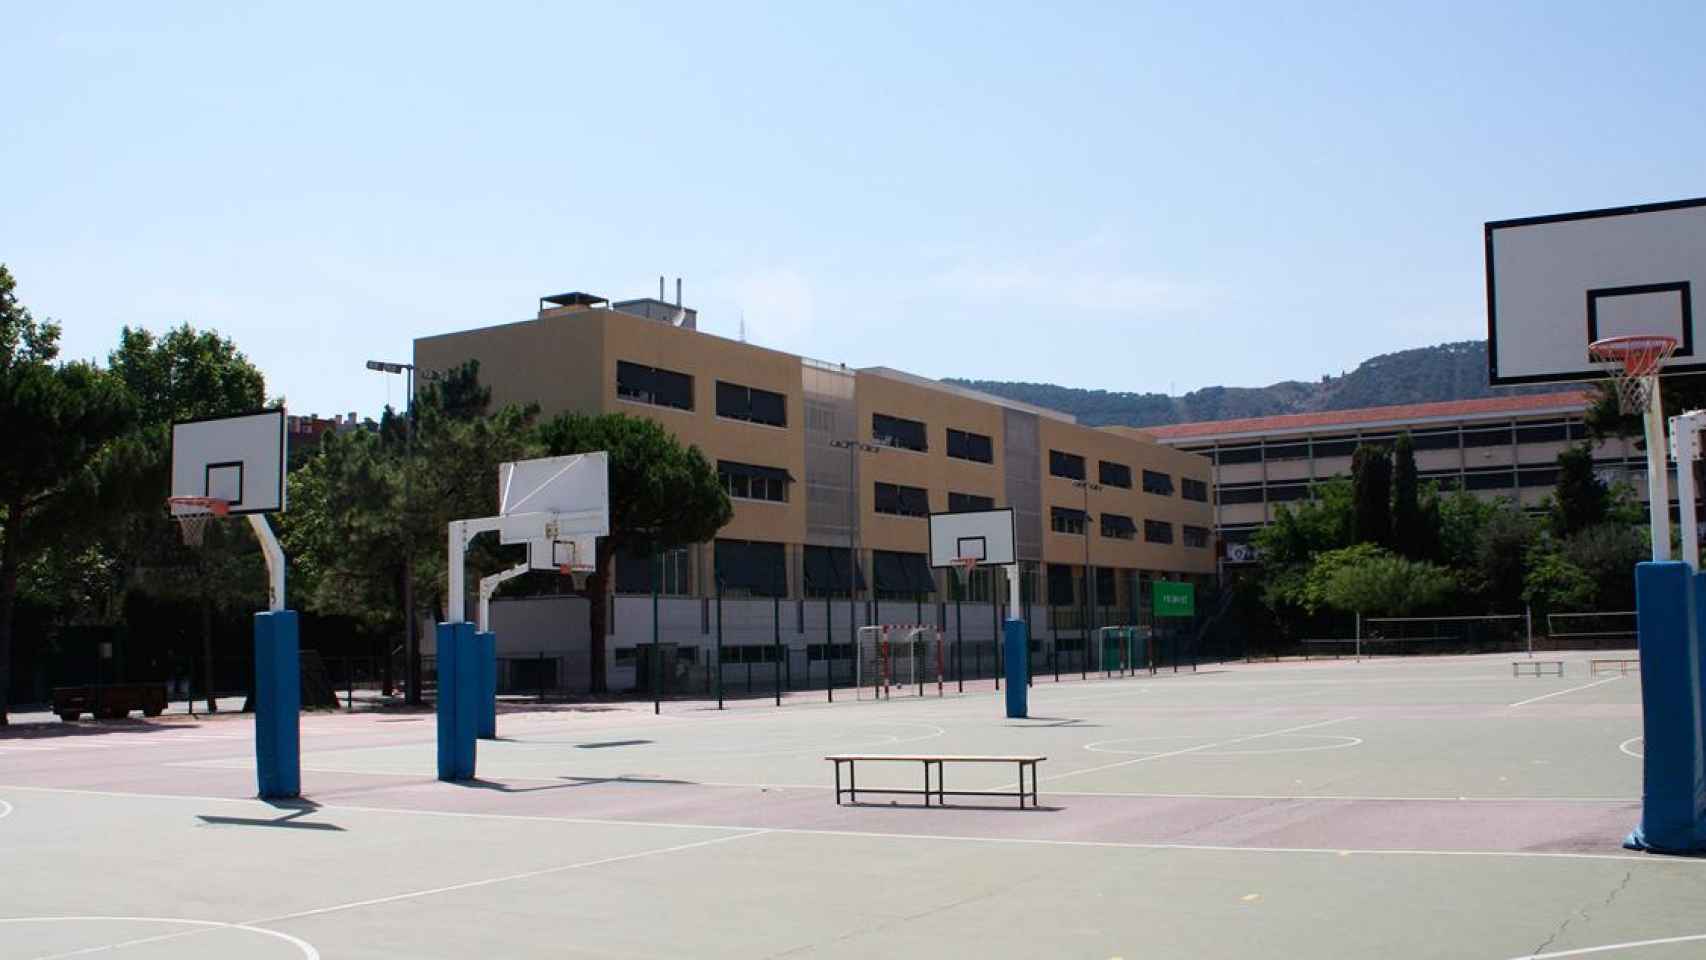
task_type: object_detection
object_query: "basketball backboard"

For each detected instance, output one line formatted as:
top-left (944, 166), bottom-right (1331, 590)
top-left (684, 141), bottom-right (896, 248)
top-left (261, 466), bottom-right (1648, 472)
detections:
top-left (928, 508), bottom-right (1016, 568)
top-left (170, 410), bottom-right (287, 514)
top-left (1486, 197), bottom-right (1706, 385)
top-left (496, 453), bottom-right (609, 560)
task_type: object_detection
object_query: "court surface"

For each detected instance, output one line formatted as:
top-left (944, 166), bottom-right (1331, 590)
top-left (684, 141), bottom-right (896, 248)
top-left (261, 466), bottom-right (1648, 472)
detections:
top-left (3, 650), bottom-right (1700, 959)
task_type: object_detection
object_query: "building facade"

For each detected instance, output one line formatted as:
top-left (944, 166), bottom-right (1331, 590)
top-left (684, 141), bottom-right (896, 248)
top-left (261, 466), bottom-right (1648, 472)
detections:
top-left (415, 291), bottom-right (1215, 686)
top-left (1124, 393), bottom-right (1651, 564)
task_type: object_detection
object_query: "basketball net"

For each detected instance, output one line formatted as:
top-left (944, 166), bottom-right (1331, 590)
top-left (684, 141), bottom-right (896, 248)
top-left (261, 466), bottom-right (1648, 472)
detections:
top-left (1589, 335), bottom-right (1678, 414)
top-left (952, 557), bottom-right (979, 589)
top-left (168, 496), bottom-right (230, 547)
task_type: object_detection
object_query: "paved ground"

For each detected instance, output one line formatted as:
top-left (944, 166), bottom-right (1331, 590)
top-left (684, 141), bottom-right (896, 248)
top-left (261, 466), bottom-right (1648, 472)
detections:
top-left (3, 650), bottom-right (1700, 959)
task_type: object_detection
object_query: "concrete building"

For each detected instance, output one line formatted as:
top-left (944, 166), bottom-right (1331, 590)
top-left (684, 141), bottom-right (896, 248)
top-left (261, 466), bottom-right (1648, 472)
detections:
top-left (1124, 392), bottom-right (1651, 565)
top-left (416, 290), bottom-right (1215, 691)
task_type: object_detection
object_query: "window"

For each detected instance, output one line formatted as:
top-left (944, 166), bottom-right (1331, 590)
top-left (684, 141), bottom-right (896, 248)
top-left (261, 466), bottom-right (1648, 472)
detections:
top-left (1181, 477), bottom-right (1209, 502)
top-left (1464, 469), bottom-right (1513, 491)
top-left (1100, 513), bottom-right (1137, 540)
top-left (1310, 437), bottom-right (1359, 458)
top-left (1047, 564), bottom-right (1076, 606)
top-left (713, 539), bottom-right (787, 596)
top-left (875, 482), bottom-right (929, 517)
top-left (616, 360), bottom-right (693, 410)
top-left (803, 545), bottom-right (865, 597)
top-left (873, 413), bottom-right (927, 452)
top-left (1462, 426), bottom-right (1512, 448)
top-left (614, 546), bottom-right (691, 594)
top-left (1098, 460), bottom-right (1132, 488)
top-left (948, 492), bottom-right (995, 513)
top-left (1218, 485), bottom-right (1264, 505)
top-left (1263, 442), bottom-right (1309, 462)
top-left (946, 428), bottom-right (993, 463)
top-left (1518, 467), bottom-right (1560, 488)
top-left (1049, 450), bottom-right (1086, 480)
top-left (718, 460), bottom-right (792, 502)
top-left (1267, 483), bottom-right (1311, 502)
top-left (1142, 469), bottom-right (1174, 495)
top-left (715, 381), bottom-right (787, 427)
top-left (1411, 430), bottom-right (1461, 451)
top-left (1183, 525), bottom-right (1210, 548)
top-left (1516, 422), bottom-right (1568, 444)
top-left (1144, 519), bottom-right (1174, 544)
top-left (1050, 506), bottom-right (1086, 535)
top-left (1216, 445), bottom-right (1261, 465)
top-left (872, 550), bottom-right (935, 598)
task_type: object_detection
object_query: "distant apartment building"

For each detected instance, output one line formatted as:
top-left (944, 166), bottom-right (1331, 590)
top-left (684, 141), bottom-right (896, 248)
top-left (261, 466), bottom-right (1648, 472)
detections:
top-left (285, 412), bottom-right (376, 459)
top-left (415, 290), bottom-right (1216, 686)
top-left (1121, 393), bottom-right (1652, 565)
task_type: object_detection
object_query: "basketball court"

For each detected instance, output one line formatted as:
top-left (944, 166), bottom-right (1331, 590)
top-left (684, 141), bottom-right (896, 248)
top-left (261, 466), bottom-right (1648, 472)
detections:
top-left (4, 651), bottom-right (1703, 959)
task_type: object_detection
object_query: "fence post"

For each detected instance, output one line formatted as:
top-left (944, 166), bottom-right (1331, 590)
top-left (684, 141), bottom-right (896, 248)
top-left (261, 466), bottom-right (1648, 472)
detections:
top-left (716, 578), bottom-right (724, 710)
top-left (774, 594), bottom-right (782, 707)
top-left (955, 585), bottom-right (964, 693)
top-left (652, 548), bottom-right (661, 716)
top-left (1355, 612), bottom-right (1362, 661)
top-left (1526, 605), bottom-right (1534, 658)
top-left (536, 651), bottom-right (545, 703)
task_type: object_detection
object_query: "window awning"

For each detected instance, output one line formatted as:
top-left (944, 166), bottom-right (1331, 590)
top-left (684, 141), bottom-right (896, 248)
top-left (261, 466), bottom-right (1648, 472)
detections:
top-left (803, 545), bottom-right (866, 591)
top-left (1100, 513), bottom-right (1137, 535)
top-left (873, 550), bottom-right (935, 594)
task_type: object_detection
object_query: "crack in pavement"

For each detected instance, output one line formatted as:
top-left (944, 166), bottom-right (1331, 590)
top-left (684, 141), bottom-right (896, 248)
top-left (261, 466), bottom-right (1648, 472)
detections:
top-left (1528, 868), bottom-right (1633, 956)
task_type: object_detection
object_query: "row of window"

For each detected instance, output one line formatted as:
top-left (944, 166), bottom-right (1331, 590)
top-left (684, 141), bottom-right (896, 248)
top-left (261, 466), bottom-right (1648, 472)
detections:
top-left (1192, 420), bottom-right (1593, 465)
top-left (1047, 507), bottom-right (1208, 548)
top-left (1216, 464), bottom-right (1585, 505)
top-left (618, 360), bottom-right (789, 427)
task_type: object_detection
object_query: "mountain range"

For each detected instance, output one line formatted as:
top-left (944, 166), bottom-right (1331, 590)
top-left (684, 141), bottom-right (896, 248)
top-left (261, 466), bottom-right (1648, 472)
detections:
top-left (947, 340), bottom-right (1556, 428)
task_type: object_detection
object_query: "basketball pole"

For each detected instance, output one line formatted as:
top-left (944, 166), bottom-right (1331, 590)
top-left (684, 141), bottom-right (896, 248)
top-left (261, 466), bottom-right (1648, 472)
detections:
top-left (1671, 410), bottom-right (1705, 571)
top-left (1643, 376), bottom-right (1673, 562)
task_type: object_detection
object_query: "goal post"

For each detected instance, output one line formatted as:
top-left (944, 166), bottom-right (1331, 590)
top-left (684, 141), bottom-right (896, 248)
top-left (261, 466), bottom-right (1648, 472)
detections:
top-left (855, 625), bottom-right (944, 699)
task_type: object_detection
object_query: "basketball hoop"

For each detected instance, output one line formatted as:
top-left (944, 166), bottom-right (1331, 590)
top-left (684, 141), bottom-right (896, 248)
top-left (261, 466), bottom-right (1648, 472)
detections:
top-left (167, 496), bottom-right (230, 547)
top-left (951, 556), bottom-right (980, 581)
top-left (1590, 335), bottom-right (1678, 414)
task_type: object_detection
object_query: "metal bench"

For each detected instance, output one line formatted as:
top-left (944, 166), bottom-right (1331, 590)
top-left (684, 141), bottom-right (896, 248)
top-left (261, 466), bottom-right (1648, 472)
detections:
top-left (1591, 658), bottom-right (1640, 676)
top-left (825, 754), bottom-right (1045, 809)
top-left (1512, 660), bottom-right (1564, 677)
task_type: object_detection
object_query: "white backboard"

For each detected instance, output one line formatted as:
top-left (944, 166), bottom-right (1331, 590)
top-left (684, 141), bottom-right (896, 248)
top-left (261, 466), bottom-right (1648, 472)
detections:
top-left (170, 410), bottom-right (286, 514)
top-left (1486, 197), bottom-right (1706, 385)
top-left (497, 453), bottom-right (609, 547)
top-left (927, 508), bottom-right (1016, 568)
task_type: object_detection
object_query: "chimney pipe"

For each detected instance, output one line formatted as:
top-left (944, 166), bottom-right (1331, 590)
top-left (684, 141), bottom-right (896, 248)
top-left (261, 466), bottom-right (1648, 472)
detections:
top-left (675, 277), bottom-right (682, 307)
top-left (659, 275), bottom-right (665, 301)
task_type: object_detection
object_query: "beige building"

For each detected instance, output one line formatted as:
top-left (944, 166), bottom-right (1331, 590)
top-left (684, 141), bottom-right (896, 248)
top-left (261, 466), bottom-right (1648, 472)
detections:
top-left (416, 291), bottom-right (1215, 634)
top-left (1124, 392), bottom-right (1650, 565)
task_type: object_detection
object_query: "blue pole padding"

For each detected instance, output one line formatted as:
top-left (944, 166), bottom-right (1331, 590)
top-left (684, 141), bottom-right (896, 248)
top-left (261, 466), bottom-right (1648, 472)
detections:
top-left (436, 622), bottom-right (478, 781)
top-left (1624, 562), bottom-right (1706, 853)
top-left (1003, 618), bottom-right (1029, 719)
top-left (253, 610), bottom-right (301, 799)
top-left (476, 631), bottom-right (497, 740)
top-left (456, 628), bottom-right (479, 776)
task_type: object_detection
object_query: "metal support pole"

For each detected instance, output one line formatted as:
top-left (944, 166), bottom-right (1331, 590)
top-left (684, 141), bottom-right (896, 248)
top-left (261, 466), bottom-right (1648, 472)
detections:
top-left (1355, 611), bottom-right (1362, 662)
top-left (404, 365), bottom-right (420, 706)
top-left (715, 576), bottom-right (724, 710)
top-left (1644, 375), bottom-right (1672, 561)
top-left (1671, 410), bottom-right (1705, 571)
top-left (774, 594), bottom-right (782, 707)
top-left (954, 578), bottom-right (964, 693)
top-left (1525, 605), bottom-right (1534, 658)
top-left (652, 548), bottom-right (660, 716)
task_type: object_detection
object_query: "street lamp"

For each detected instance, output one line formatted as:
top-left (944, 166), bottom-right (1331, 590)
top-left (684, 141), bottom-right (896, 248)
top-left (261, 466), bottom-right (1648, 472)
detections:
top-left (1073, 479), bottom-right (1101, 678)
top-left (828, 438), bottom-right (881, 703)
top-left (366, 359), bottom-right (422, 706)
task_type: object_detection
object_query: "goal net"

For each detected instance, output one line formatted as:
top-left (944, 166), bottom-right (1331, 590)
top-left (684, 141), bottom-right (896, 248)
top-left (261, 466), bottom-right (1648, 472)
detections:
top-left (855, 625), bottom-right (943, 699)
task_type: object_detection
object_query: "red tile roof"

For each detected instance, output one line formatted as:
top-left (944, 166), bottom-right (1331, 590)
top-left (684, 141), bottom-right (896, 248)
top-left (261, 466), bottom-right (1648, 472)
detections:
top-left (1134, 391), bottom-right (1594, 442)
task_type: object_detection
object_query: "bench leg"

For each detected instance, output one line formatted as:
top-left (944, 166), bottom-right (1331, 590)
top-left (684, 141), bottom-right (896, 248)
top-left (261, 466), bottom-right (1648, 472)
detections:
top-left (923, 761), bottom-right (931, 807)
top-left (937, 761), bottom-right (945, 807)
top-left (849, 762), bottom-right (856, 804)
top-left (834, 761), bottom-right (842, 805)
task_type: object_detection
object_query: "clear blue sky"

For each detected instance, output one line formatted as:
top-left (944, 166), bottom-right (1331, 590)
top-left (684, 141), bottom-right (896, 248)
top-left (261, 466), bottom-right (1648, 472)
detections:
top-left (5, 2), bottom-right (1702, 418)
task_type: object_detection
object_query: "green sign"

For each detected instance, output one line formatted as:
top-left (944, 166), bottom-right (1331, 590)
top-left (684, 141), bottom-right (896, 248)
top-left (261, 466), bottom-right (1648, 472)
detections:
top-left (1153, 581), bottom-right (1195, 618)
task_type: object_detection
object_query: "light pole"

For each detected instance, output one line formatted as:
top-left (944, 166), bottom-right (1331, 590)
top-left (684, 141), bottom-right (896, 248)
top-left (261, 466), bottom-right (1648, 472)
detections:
top-left (366, 359), bottom-right (424, 706)
top-left (1073, 479), bottom-right (1101, 678)
top-left (829, 438), bottom-right (881, 703)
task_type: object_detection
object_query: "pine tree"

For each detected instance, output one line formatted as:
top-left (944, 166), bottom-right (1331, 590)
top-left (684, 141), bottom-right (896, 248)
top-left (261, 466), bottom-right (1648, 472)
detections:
top-left (1351, 443), bottom-right (1393, 547)
top-left (1391, 433), bottom-right (1426, 558)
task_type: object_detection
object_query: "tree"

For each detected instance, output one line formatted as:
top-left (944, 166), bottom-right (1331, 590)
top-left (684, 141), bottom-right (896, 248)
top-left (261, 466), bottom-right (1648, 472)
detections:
top-left (1351, 444), bottom-right (1393, 546)
top-left (0, 266), bottom-right (135, 723)
top-left (1391, 434), bottom-right (1430, 558)
top-left (1297, 543), bottom-right (1388, 614)
top-left (1522, 545), bottom-right (1595, 616)
top-left (1560, 522), bottom-right (1646, 611)
top-left (534, 413), bottom-right (732, 693)
top-left (1551, 444), bottom-right (1608, 537)
top-left (1475, 505), bottom-right (1537, 612)
top-left (1319, 552), bottom-right (1457, 617)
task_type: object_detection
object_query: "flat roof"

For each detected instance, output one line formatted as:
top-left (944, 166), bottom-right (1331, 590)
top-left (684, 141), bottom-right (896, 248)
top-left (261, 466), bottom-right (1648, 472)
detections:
top-left (1139, 391), bottom-right (1594, 444)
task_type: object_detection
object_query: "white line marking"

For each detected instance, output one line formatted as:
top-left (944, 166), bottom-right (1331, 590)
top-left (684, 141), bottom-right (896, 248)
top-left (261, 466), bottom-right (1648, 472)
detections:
top-left (1046, 716), bottom-right (1357, 783)
top-left (0, 798), bottom-right (12, 821)
top-left (1509, 676), bottom-right (1621, 708)
top-left (1043, 790), bottom-right (1639, 803)
top-left (1083, 734), bottom-right (1363, 757)
top-left (0, 916), bottom-right (318, 960)
top-left (1505, 931), bottom-right (1706, 958)
top-left (1619, 736), bottom-right (1644, 760)
top-left (0, 783), bottom-right (1676, 866)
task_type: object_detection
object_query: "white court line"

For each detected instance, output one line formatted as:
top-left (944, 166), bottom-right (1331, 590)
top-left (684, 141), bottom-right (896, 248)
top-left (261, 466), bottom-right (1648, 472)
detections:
top-left (0, 798), bottom-right (13, 820)
top-left (2, 916), bottom-right (318, 960)
top-left (1508, 676), bottom-right (1621, 708)
top-left (1620, 736), bottom-right (1644, 759)
top-left (1507, 931), bottom-right (1706, 958)
top-left (0, 783), bottom-right (1684, 866)
top-left (1043, 716), bottom-right (1356, 783)
top-left (1045, 789), bottom-right (1638, 803)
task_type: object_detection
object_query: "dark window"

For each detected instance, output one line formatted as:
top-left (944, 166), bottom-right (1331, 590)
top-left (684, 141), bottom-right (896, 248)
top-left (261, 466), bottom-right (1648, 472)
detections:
top-left (1411, 430), bottom-right (1461, 451)
top-left (946, 428), bottom-right (994, 463)
top-left (1142, 469), bottom-right (1174, 495)
top-left (1049, 450), bottom-right (1086, 480)
top-left (616, 360), bottom-right (693, 410)
top-left (802, 545), bottom-right (865, 598)
top-left (1263, 442), bottom-right (1309, 462)
top-left (1218, 485), bottom-right (1265, 505)
top-left (1518, 467), bottom-right (1561, 488)
top-left (1462, 426), bottom-right (1512, 448)
top-left (1182, 525), bottom-right (1210, 548)
top-left (1050, 506), bottom-right (1086, 535)
top-left (1047, 564), bottom-right (1076, 606)
top-left (872, 550), bottom-right (935, 598)
top-left (1516, 423), bottom-right (1568, 444)
top-left (1181, 477), bottom-right (1209, 502)
top-left (1310, 437), bottom-right (1359, 458)
top-left (713, 539), bottom-right (787, 596)
top-left (873, 413), bottom-right (927, 452)
top-left (1464, 470), bottom-right (1514, 491)
top-left (875, 482), bottom-right (929, 517)
top-left (1568, 421), bottom-right (1591, 440)
top-left (718, 460), bottom-right (792, 502)
top-left (614, 546), bottom-right (691, 595)
top-left (1216, 446), bottom-right (1262, 465)
top-left (1095, 566), bottom-right (1115, 603)
top-left (948, 492), bottom-right (995, 513)
top-left (1100, 512), bottom-right (1137, 539)
top-left (1268, 483), bottom-right (1312, 502)
top-left (715, 381), bottom-right (787, 427)
top-left (1098, 460), bottom-right (1132, 488)
top-left (1144, 519), bottom-right (1174, 544)
top-left (807, 642), bottom-right (855, 661)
